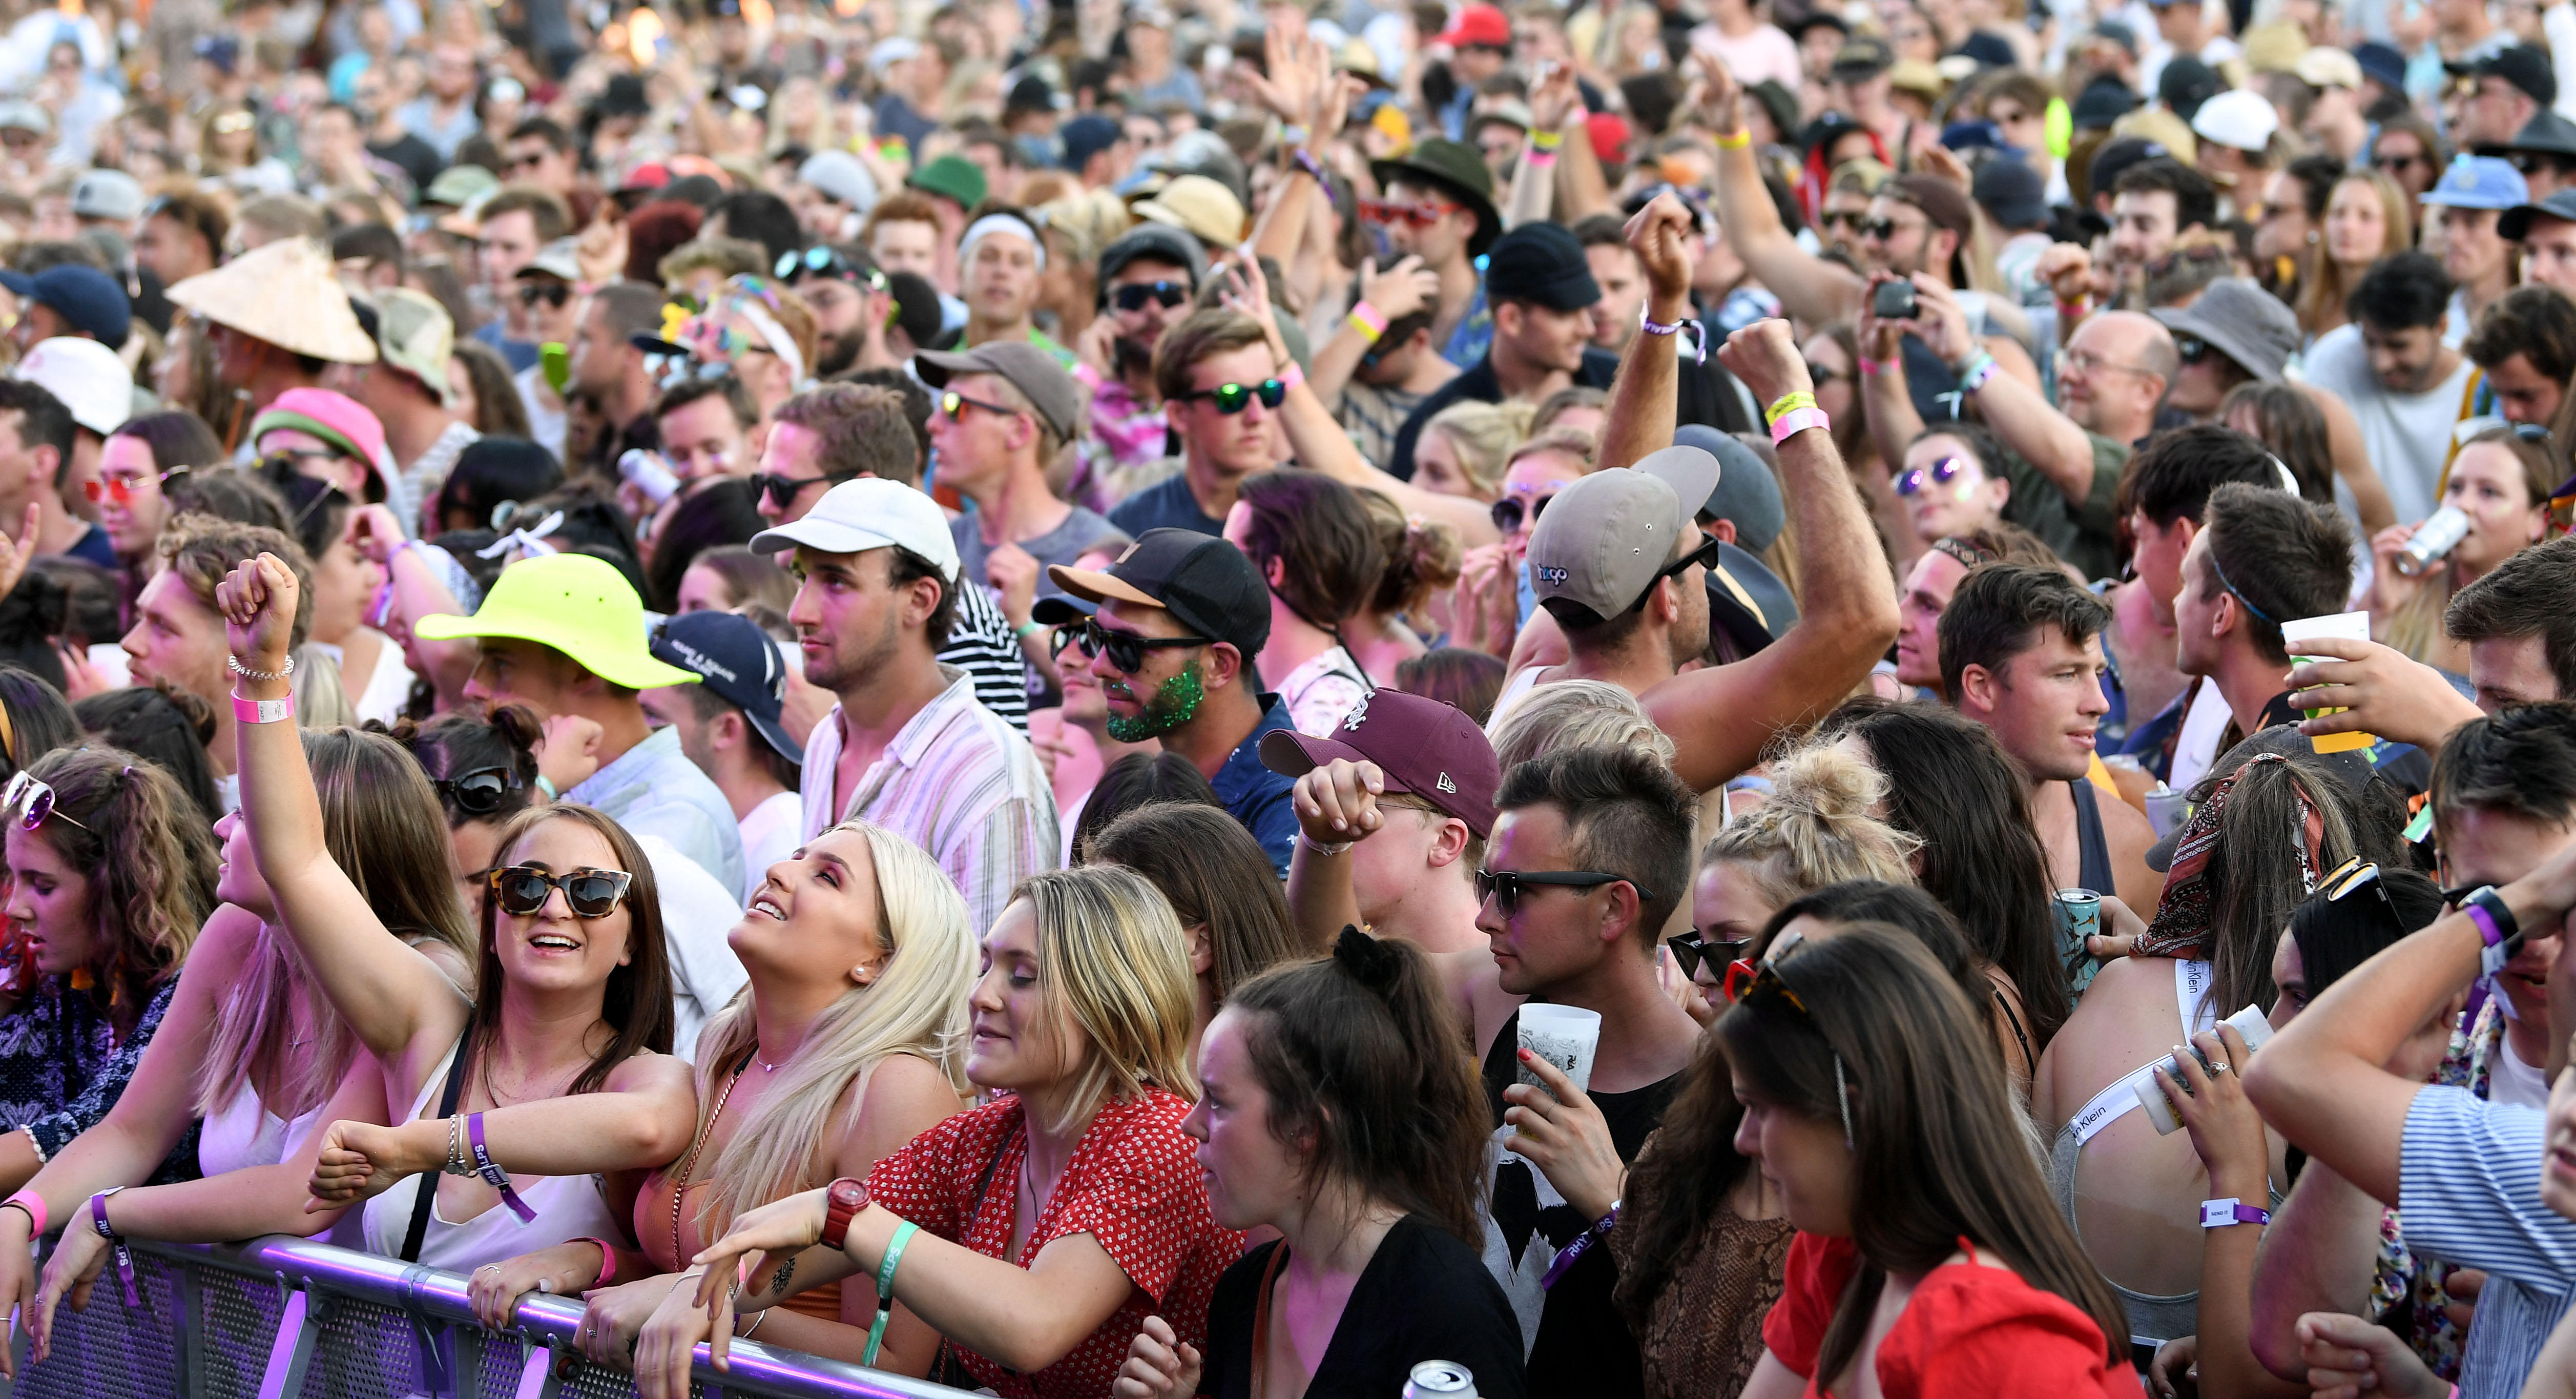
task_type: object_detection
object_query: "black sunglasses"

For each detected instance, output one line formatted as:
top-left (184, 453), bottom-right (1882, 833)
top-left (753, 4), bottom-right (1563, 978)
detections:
top-left (517, 283), bottom-right (570, 308)
top-left (1178, 379), bottom-right (1289, 415)
top-left (1489, 492), bottom-right (1555, 534)
top-left (2174, 334), bottom-right (2213, 364)
top-left (1108, 280), bottom-right (1191, 313)
top-left (488, 865), bottom-right (635, 919)
top-left (1473, 868), bottom-right (1653, 917)
top-left (751, 469), bottom-right (857, 510)
top-left (1666, 929), bottom-right (1749, 980)
top-left (1818, 210), bottom-right (1868, 231)
top-left (1626, 534), bottom-right (1724, 613)
top-left (1050, 618), bottom-right (1211, 673)
top-left (435, 765), bottom-right (518, 816)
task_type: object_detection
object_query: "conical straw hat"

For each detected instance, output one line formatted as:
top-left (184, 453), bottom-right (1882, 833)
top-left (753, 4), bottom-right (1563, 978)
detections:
top-left (166, 237), bottom-right (379, 364)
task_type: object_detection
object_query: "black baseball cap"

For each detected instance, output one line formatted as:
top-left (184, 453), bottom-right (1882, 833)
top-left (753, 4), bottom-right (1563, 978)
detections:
top-left (648, 610), bottom-right (801, 766)
top-left (1483, 222), bottom-right (1601, 312)
top-left (2498, 186), bottom-right (2576, 240)
top-left (2454, 43), bottom-right (2557, 108)
top-left (1038, 528), bottom-right (1272, 659)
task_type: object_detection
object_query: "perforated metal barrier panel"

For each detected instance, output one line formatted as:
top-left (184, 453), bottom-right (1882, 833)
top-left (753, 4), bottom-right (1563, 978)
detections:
top-left (0, 1237), bottom-right (972, 1399)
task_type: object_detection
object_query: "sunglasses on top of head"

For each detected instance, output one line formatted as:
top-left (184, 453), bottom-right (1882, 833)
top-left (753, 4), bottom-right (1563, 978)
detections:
top-left (1051, 617), bottom-right (1212, 673)
top-left (1895, 456), bottom-right (1969, 497)
top-left (1178, 379), bottom-right (1289, 415)
top-left (1107, 281), bottom-right (1190, 313)
top-left (487, 865), bottom-right (634, 919)
top-left (434, 765), bottom-right (519, 816)
top-left (2, 772), bottom-right (87, 833)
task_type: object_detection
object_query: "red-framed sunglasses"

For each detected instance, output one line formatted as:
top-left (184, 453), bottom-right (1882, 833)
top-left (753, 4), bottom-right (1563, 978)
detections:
top-left (1358, 198), bottom-right (1464, 229)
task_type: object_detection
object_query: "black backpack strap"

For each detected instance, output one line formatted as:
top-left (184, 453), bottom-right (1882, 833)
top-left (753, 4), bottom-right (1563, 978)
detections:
top-left (400, 1025), bottom-right (474, 1265)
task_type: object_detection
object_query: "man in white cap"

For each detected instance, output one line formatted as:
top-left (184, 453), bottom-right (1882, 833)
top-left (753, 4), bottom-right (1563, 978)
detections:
top-left (354, 285), bottom-right (477, 515)
top-left (0, 368), bottom-right (114, 564)
top-left (164, 236), bottom-right (379, 446)
top-left (751, 477), bottom-right (1057, 935)
top-left (11, 336), bottom-right (127, 547)
top-left (794, 150), bottom-right (878, 240)
top-left (959, 211), bottom-right (1055, 357)
top-left (2189, 90), bottom-right (2276, 221)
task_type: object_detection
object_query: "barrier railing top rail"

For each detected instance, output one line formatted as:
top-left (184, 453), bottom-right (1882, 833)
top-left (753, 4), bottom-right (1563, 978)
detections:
top-left (10, 1233), bottom-right (977, 1399)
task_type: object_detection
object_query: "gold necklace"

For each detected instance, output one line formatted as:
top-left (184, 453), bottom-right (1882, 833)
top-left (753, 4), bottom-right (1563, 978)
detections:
top-left (668, 1050), bottom-right (755, 1268)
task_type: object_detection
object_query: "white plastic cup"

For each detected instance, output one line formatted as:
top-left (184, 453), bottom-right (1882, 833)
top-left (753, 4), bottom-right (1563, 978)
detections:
top-left (2279, 610), bottom-right (2376, 755)
top-left (1516, 1004), bottom-right (1603, 1099)
top-left (2133, 1004), bottom-right (2275, 1135)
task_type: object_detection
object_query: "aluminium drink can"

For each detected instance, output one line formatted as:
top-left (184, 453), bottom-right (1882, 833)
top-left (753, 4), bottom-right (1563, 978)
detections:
top-left (2394, 506), bottom-right (2471, 578)
top-left (1404, 1361), bottom-right (1478, 1398)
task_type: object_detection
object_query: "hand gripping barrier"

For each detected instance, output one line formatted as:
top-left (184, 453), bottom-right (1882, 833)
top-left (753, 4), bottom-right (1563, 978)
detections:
top-left (0, 1233), bottom-right (976, 1399)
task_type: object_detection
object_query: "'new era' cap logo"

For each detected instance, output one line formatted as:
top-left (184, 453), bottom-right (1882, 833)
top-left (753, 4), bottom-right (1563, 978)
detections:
top-left (1437, 772), bottom-right (1456, 793)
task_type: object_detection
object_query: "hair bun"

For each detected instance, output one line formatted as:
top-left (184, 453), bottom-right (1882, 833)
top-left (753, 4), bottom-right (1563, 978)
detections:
top-left (1332, 925), bottom-right (1404, 996)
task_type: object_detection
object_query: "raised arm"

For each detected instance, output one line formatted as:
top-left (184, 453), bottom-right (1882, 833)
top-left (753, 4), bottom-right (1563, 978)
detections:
top-left (1854, 282), bottom-right (1928, 477)
top-left (1912, 279), bottom-right (2096, 506)
top-left (1503, 63), bottom-right (1582, 230)
top-left (1282, 760), bottom-right (1383, 950)
top-left (2241, 838), bottom-right (2576, 1203)
top-left (1310, 257), bottom-right (1439, 405)
top-left (1595, 192), bottom-right (1694, 475)
top-left (1221, 261), bottom-right (1499, 546)
top-left (1643, 320), bottom-right (1901, 792)
top-left (219, 554), bottom-right (465, 1063)
top-left (1700, 60), bottom-right (1862, 328)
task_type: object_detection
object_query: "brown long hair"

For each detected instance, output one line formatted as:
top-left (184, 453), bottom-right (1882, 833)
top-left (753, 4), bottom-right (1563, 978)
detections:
top-left (1086, 801), bottom-right (1307, 997)
top-left (24, 747), bottom-right (217, 1041)
top-left (1226, 929), bottom-right (1489, 1246)
top-left (471, 805), bottom-right (675, 1094)
top-left (2192, 755), bottom-right (2359, 1018)
top-left (1716, 926), bottom-right (2129, 1373)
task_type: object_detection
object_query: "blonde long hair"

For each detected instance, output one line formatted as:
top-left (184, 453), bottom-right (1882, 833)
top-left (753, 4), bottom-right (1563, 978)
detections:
top-left (2299, 170), bottom-right (2413, 337)
top-left (1015, 865), bottom-right (1199, 1133)
top-left (196, 728), bottom-right (476, 1120)
top-left (687, 820), bottom-right (975, 1243)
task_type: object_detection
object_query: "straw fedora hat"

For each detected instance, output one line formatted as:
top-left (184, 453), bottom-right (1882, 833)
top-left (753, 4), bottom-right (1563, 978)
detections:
top-left (167, 237), bottom-right (379, 364)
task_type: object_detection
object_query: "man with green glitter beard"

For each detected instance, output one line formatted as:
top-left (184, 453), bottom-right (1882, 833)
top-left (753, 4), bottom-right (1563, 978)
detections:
top-left (1035, 528), bottom-right (1300, 875)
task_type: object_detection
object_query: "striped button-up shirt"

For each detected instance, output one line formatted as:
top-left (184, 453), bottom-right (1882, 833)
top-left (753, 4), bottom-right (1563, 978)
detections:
top-left (800, 665), bottom-right (1060, 934)
top-left (2397, 1084), bottom-right (2576, 1398)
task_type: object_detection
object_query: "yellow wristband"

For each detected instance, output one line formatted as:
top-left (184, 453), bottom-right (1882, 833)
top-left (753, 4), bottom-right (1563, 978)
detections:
top-left (1715, 128), bottom-right (1752, 149)
top-left (1532, 128), bottom-right (1564, 152)
top-left (1763, 391), bottom-right (1817, 425)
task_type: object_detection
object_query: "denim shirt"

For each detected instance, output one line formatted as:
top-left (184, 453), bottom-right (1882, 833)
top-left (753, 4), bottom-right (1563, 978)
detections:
top-left (1209, 695), bottom-right (1299, 877)
top-left (0, 978), bottom-right (196, 1179)
top-left (568, 725), bottom-right (747, 897)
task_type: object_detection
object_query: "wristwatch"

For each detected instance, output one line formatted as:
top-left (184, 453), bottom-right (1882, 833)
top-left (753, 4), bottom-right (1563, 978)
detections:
top-left (821, 1176), bottom-right (869, 1252)
top-left (2199, 1197), bottom-right (2270, 1229)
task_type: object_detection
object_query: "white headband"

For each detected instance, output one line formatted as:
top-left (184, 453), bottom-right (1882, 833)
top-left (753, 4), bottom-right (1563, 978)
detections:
top-left (730, 297), bottom-right (807, 388)
top-left (961, 213), bottom-right (1046, 272)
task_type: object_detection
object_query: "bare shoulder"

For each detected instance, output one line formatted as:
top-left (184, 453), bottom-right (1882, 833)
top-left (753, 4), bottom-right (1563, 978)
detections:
top-left (843, 1053), bottom-right (968, 1169)
top-left (2076, 949), bottom-right (2179, 1009)
top-left (606, 1049), bottom-right (699, 1095)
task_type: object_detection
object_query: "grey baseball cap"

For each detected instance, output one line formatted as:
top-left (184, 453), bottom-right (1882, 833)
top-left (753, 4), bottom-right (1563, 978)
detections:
top-left (1526, 446), bottom-right (1722, 622)
top-left (913, 340), bottom-right (1083, 440)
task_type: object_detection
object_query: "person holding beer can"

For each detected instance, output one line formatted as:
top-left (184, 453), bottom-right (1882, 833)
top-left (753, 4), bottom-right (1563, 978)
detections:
top-left (1111, 928), bottom-right (1527, 1399)
top-left (2363, 425), bottom-right (2557, 672)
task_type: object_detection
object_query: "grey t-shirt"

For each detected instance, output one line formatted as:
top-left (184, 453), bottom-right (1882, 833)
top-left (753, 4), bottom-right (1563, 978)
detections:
top-left (951, 505), bottom-right (1132, 606)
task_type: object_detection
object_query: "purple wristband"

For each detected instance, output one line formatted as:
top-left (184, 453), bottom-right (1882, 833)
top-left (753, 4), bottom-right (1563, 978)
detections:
top-left (466, 1113), bottom-right (539, 1223)
top-left (2465, 899), bottom-right (2502, 948)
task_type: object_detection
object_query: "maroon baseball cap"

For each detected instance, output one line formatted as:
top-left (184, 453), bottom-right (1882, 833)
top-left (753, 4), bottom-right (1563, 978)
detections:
top-left (1258, 689), bottom-right (1501, 838)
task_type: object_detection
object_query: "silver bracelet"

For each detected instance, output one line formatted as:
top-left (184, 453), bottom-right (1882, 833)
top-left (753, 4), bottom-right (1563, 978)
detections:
top-left (1299, 832), bottom-right (1354, 857)
top-left (739, 1309), bottom-right (770, 1340)
top-left (227, 653), bottom-right (295, 682)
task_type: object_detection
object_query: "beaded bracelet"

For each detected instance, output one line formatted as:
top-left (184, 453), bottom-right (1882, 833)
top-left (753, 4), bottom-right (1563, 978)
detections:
top-left (227, 653), bottom-right (294, 681)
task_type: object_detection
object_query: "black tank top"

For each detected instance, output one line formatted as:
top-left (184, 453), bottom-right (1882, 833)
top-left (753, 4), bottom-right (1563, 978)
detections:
top-left (2071, 779), bottom-right (2117, 897)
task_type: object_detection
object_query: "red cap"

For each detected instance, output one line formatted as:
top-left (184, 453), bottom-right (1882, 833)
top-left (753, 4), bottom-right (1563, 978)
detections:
top-left (1259, 690), bottom-right (1501, 838)
top-left (1587, 111), bottom-right (1633, 164)
top-left (1437, 3), bottom-right (1512, 50)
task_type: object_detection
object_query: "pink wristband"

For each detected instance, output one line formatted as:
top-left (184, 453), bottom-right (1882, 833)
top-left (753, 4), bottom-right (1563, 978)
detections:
top-left (1347, 301), bottom-right (1388, 339)
top-left (4, 1189), bottom-right (44, 1237)
top-left (1523, 149), bottom-right (1556, 167)
top-left (1770, 406), bottom-right (1829, 444)
top-left (1857, 356), bottom-right (1897, 377)
top-left (1279, 360), bottom-right (1306, 393)
top-left (234, 692), bottom-right (294, 725)
top-left (575, 1236), bottom-right (617, 1286)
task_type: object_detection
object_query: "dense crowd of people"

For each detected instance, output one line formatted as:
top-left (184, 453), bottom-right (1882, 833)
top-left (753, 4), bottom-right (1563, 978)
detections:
top-left (0, 0), bottom-right (2553, 1393)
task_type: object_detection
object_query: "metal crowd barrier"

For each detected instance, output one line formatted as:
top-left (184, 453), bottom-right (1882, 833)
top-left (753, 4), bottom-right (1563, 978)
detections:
top-left (0, 1235), bottom-right (973, 1399)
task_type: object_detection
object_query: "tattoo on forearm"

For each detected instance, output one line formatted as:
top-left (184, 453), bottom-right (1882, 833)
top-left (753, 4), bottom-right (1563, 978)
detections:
top-left (770, 1257), bottom-right (794, 1295)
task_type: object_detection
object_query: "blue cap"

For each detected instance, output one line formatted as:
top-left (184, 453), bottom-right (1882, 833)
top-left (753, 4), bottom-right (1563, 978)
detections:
top-left (647, 610), bottom-right (801, 766)
top-left (1060, 114), bottom-right (1121, 173)
top-left (0, 265), bottom-right (130, 349)
top-left (2421, 154), bottom-right (2530, 211)
top-left (2353, 40), bottom-right (2406, 91)
top-left (1940, 119), bottom-right (2009, 153)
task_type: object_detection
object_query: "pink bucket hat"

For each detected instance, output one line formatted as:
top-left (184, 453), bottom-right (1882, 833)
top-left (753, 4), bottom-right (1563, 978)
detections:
top-left (249, 387), bottom-right (391, 491)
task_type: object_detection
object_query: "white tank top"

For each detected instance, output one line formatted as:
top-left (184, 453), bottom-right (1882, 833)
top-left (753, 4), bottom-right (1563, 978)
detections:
top-left (196, 1087), bottom-right (327, 1178)
top-left (358, 1039), bottom-right (625, 1271)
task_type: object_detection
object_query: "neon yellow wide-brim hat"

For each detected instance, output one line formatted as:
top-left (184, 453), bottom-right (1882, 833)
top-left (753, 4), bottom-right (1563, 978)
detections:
top-left (413, 553), bottom-right (699, 690)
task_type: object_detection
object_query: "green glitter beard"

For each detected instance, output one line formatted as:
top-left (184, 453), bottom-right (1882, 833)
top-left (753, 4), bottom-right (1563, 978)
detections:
top-left (1104, 664), bottom-right (1206, 742)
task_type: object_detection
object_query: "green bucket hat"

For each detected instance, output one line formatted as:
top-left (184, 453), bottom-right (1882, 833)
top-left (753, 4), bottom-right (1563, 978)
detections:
top-left (413, 553), bottom-right (699, 690)
top-left (1370, 138), bottom-right (1501, 256)
top-left (909, 154), bottom-right (989, 211)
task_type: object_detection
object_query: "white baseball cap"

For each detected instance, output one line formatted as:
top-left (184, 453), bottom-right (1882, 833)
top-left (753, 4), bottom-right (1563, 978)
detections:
top-left (2190, 88), bottom-right (2279, 154)
top-left (13, 337), bottom-right (129, 436)
top-left (748, 477), bottom-right (960, 582)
